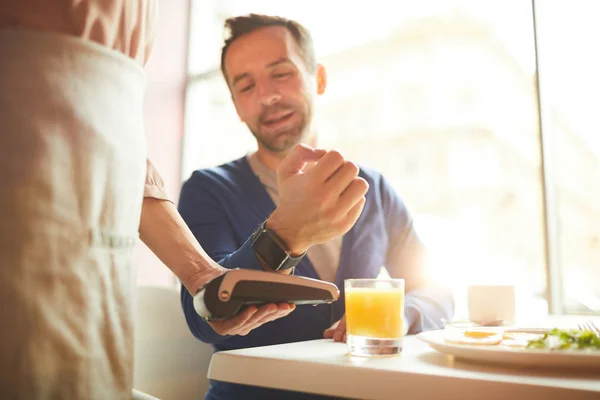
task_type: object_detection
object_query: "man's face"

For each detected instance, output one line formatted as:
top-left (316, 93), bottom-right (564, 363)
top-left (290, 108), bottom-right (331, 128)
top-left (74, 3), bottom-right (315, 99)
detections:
top-left (224, 26), bottom-right (325, 153)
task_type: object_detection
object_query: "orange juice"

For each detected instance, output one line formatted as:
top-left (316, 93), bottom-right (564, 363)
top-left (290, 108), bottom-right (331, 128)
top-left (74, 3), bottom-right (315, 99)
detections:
top-left (345, 287), bottom-right (404, 339)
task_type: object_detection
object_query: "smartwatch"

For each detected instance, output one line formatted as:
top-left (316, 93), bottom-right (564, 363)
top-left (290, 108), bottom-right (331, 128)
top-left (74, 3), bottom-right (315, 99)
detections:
top-left (251, 220), bottom-right (305, 271)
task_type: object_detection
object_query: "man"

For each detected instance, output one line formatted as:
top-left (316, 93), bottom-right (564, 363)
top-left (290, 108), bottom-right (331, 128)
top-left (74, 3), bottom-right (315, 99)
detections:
top-left (178, 14), bottom-right (454, 400)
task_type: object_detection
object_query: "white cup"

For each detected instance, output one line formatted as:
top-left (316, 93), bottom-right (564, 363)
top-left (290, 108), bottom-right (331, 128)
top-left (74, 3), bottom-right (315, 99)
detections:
top-left (467, 285), bottom-right (515, 325)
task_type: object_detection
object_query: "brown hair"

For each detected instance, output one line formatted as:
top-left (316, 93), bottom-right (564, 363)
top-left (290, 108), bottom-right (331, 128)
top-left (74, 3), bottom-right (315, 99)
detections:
top-left (220, 14), bottom-right (317, 82)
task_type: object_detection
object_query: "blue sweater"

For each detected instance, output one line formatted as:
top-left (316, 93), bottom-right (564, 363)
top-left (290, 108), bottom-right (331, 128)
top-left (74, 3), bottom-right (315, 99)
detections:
top-left (178, 157), bottom-right (453, 400)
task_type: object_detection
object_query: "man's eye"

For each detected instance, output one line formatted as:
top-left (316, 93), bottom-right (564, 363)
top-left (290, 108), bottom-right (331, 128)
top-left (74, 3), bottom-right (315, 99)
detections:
top-left (273, 72), bottom-right (291, 79)
top-left (240, 84), bottom-right (254, 92)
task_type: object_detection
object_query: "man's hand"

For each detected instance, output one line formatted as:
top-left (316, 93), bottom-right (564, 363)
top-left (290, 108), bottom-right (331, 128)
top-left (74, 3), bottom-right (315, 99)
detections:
top-left (323, 314), bottom-right (346, 342)
top-left (208, 303), bottom-right (295, 336)
top-left (267, 144), bottom-right (369, 255)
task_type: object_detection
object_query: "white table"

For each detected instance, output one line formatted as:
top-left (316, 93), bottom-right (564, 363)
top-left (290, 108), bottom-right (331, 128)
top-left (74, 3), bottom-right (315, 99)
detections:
top-left (208, 335), bottom-right (600, 400)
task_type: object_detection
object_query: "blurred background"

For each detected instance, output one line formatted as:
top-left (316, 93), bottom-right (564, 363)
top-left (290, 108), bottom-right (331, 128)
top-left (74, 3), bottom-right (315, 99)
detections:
top-left (137, 0), bottom-right (600, 320)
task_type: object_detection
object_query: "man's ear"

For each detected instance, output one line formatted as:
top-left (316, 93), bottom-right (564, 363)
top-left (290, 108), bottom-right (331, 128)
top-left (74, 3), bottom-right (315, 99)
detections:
top-left (316, 64), bottom-right (327, 95)
top-left (231, 95), bottom-right (244, 122)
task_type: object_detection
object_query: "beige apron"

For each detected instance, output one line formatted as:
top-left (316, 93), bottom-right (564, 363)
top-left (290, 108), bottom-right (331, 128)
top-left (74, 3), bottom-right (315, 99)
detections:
top-left (0, 29), bottom-right (146, 399)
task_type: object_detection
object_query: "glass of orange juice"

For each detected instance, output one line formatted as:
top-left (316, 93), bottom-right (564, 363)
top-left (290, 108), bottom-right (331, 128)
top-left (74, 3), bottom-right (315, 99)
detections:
top-left (345, 279), bottom-right (405, 356)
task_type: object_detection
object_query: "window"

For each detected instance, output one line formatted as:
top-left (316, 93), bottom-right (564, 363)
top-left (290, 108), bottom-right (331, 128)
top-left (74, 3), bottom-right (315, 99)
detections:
top-left (183, 0), bottom-right (600, 318)
top-left (535, 0), bottom-right (600, 314)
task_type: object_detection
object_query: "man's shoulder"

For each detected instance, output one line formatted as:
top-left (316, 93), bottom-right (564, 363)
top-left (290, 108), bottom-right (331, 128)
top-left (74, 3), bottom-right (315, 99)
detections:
top-left (357, 164), bottom-right (383, 183)
top-left (357, 164), bottom-right (408, 211)
top-left (357, 164), bottom-right (387, 196)
top-left (183, 156), bottom-right (250, 189)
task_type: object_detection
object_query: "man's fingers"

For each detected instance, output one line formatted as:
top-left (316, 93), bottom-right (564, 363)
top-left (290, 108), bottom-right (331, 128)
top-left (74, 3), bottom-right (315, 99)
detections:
top-left (333, 315), bottom-right (347, 342)
top-left (323, 319), bottom-right (341, 338)
top-left (277, 144), bottom-right (327, 181)
top-left (324, 316), bottom-right (347, 340)
top-left (339, 197), bottom-right (366, 234)
top-left (337, 178), bottom-right (369, 216)
top-left (324, 161), bottom-right (360, 197)
top-left (333, 316), bottom-right (347, 342)
top-left (311, 150), bottom-right (347, 182)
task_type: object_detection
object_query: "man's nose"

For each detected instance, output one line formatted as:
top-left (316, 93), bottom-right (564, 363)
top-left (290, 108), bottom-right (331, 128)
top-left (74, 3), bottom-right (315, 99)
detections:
top-left (257, 80), bottom-right (281, 106)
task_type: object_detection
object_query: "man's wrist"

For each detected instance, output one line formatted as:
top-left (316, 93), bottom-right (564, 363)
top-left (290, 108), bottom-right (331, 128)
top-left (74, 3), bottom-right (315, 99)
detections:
top-left (404, 307), bottom-right (419, 335)
top-left (251, 219), bottom-right (306, 272)
top-left (265, 211), bottom-right (308, 256)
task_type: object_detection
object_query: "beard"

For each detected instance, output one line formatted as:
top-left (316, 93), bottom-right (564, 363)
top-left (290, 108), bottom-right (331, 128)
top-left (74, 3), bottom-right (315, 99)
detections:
top-left (248, 103), bottom-right (309, 153)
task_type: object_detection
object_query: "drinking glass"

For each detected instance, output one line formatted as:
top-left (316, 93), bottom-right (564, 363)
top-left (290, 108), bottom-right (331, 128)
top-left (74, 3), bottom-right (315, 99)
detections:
top-left (345, 279), bottom-right (405, 356)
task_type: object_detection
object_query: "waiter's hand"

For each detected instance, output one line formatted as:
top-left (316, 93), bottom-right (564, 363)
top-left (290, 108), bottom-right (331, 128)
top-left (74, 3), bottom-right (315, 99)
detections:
top-left (208, 303), bottom-right (295, 336)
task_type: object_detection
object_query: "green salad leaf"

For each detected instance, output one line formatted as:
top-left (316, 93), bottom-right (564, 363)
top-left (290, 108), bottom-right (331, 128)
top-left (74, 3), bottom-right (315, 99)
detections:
top-left (526, 328), bottom-right (600, 350)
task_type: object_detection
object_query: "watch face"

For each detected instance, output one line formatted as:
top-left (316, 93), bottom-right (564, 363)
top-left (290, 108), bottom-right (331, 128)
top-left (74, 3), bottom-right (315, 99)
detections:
top-left (252, 229), bottom-right (288, 271)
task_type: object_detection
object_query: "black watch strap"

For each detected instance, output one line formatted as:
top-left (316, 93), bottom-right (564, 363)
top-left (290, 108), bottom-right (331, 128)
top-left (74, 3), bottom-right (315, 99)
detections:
top-left (251, 220), bottom-right (305, 271)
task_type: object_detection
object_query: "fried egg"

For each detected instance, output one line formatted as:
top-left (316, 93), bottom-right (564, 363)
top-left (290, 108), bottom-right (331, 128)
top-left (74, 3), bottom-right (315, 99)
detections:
top-left (444, 328), bottom-right (503, 346)
top-left (444, 329), bottom-right (546, 347)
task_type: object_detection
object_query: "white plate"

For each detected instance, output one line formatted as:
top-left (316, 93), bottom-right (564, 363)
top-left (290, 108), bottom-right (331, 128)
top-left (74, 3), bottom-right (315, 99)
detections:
top-left (417, 329), bottom-right (600, 369)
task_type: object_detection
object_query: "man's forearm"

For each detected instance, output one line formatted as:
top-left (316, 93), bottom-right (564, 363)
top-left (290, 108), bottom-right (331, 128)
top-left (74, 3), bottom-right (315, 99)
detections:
top-left (404, 285), bottom-right (454, 334)
top-left (138, 198), bottom-right (227, 294)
